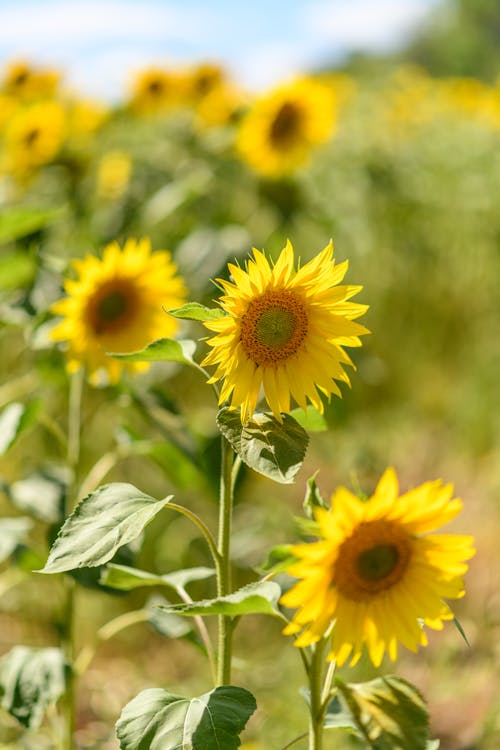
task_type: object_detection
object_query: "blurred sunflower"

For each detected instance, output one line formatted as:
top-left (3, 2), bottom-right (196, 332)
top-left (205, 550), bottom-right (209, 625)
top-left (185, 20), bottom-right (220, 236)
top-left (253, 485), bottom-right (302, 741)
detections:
top-left (2, 60), bottom-right (60, 100)
top-left (202, 240), bottom-right (368, 422)
top-left (129, 67), bottom-right (184, 114)
top-left (183, 62), bottom-right (226, 103)
top-left (195, 84), bottom-right (246, 130)
top-left (51, 238), bottom-right (187, 385)
top-left (96, 150), bottom-right (132, 200)
top-left (237, 77), bottom-right (336, 177)
top-left (3, 100), bottom-right (66, 176)
top-left (281, 468), bottom-right (475, 667)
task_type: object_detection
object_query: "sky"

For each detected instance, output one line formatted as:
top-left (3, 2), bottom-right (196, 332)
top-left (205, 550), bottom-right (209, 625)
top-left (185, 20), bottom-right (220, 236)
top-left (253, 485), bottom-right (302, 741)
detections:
top-left (0, 0), bottom-right (440, 100)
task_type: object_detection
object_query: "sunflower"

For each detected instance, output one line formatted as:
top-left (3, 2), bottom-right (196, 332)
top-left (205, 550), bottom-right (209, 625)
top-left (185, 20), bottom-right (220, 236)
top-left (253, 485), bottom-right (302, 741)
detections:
top-left (281, 468), bottom-right (475, 667)
top-left (2, 60), bottom-right (61, 101)
top-left (202, 240), bottom-right (368, 422)
top-left (3, 100), bottom-right (66, 176)
top-left (129, 66), bottom-right (185, 114)
top-left (236, 77), bottom-right (336, 177)
top-left (51, 238), bottom-right (187, 385)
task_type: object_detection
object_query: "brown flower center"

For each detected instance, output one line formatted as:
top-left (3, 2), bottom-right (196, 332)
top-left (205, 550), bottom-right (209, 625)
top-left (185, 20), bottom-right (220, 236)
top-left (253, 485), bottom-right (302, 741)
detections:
top-left (334, 520), bottom-right (412, 601)
top-left (270, 102), bottom-right (303, 147)
top-left (24, 128), bottom-right (40, 147)
top-left (86, 281), bottom-right (137, 336)
top-left (240, 290), bottom-right (308, 367)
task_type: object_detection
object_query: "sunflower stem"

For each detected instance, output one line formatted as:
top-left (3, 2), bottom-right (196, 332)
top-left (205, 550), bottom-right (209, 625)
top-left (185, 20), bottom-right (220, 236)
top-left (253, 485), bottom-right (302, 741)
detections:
top-left (61, 368), bottom-right (84, 750)
top-left (216, 435), bottom-right (234, 686)
top-left (308, 639), bottom-right (328, 750)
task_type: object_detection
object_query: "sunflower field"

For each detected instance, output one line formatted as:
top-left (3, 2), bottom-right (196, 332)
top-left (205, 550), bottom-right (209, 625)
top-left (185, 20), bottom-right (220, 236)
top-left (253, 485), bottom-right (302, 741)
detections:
top-left (0, 49), bottom-right (499, 750)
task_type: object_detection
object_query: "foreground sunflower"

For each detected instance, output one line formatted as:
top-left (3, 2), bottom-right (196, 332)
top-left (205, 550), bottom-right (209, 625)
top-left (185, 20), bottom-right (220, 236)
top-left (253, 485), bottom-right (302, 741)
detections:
top-left (51, 238), bottom-right (187, 385)
top-left (281, 468), bottom-right (475, 667)
top-left (237, 77), bottom-right (336, 177)
top-left (202, 240), bottom-right (368, 422)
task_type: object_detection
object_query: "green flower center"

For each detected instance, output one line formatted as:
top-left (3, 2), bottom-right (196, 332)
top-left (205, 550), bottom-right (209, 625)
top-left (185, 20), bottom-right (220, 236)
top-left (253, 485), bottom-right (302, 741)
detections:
top-left (255, 307), bottom-right (297, 349)
top-left (270, 102), bottom-right (302, 147)
top-left (240, 290), bottom-right (308, 367)
top-left (357, 544), bottom-right (399, 582)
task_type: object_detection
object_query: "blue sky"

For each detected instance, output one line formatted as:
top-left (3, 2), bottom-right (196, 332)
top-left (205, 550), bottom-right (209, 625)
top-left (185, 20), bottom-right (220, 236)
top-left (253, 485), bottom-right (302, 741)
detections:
top-left (0, 0), bottom-right (439, 100)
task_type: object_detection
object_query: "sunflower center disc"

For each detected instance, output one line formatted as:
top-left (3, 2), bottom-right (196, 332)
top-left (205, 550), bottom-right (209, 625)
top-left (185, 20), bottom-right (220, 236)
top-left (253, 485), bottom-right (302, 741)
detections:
top-left (334, 520), bottom-right (411, 601)
top-left (357, 544), bottom-right (399, 582)
top-left (240, 290), bottom-right (308, 367)
top-left (97, 291), bottom-right (128, 322)
top-left (270, 102), bottom-right (302, 146)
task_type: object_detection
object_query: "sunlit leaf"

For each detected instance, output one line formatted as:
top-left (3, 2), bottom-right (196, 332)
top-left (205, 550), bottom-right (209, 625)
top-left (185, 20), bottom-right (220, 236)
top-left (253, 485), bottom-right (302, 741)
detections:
top-left (0, 518), bottom-right (32, 564)
top-left (0, 206), bottom-right (64, 245)
top-left (39, 483), bottom-right (171, 574)
top-left (145, 595), bottom-right (194, 640)
top-left (100, 563), bottom-right (215, 591)
top-left (0, 646), bottom-right (66, 729)
top-left (168, 302), bottom-right (225, 321)
top-left (110, 338), bottom-right (197, 366)
top-left (8, 473), bottom-right (64, 523)
top-left (156, 580), bottom-right (283, 618)
top-left (217, 408), bottom-right (309, 484)
top-left (116, 685), bottom-right (256, 750)
top-left (290, 405), bottom-right (328, 432)
top-left (332, 675), bottom-right (430, 750)
top-left (256, 545), bottom-right (297, 576)
top-left (303, 472), bottom-right (327, 519)
top-left (0, 401), bottom-right (41, 456)
top-left (0, 251), bottom-right (36, 289)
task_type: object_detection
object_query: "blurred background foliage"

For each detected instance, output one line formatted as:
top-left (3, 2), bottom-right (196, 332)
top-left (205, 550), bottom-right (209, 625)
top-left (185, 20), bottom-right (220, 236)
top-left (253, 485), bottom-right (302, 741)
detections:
top-left (1, 0), bottom-right (500, 747)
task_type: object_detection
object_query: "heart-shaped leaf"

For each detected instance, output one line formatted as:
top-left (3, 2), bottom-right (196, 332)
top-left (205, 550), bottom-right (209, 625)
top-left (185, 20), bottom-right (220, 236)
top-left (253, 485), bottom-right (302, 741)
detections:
top-left (116, 685), bottom-right (256, 750)
top-left (111, 338), bottom-right (197, 366)
top-left (0, 646), bottom-right (66, 729)
top-left (217, 408), bottom-right (308, 484)
top-left (168, 302), bottom-right (225, 321)
top-left (39, 483), bottom-right (171, 574)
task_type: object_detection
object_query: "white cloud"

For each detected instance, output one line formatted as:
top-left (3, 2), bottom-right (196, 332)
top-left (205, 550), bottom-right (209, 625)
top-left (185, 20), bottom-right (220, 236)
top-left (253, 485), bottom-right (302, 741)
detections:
top-left (0, 0), bottom-right (206, 48)
top-left (303, 0), bottom-right (433, 52)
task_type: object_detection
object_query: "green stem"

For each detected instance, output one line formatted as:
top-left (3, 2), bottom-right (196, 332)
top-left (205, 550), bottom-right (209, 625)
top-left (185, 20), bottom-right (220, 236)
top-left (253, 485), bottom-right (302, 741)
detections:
top-left (216, 436), bottom-right (234, 686)
top-left (308, 639), bottom-right (328, 750)
top-left (280, 732), bottom-right (309, 750)
top-left (61, 368), bottom-right (84, 750)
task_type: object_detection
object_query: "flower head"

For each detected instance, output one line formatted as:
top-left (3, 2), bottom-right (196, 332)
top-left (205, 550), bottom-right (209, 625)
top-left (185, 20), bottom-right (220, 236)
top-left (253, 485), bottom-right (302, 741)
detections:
top-left (2, 60), bottom-right (61, 101)
top-left (281, 468), bottom-right (475, 667)
top-left (3, 101), bottom-right (66, 176)
top-left (202, 240), bottom-right (368, 422)
top-left (237, 77), bottom-right (336, 177)
top-left (51, 238), bottom-right (187, 385)
top-left (129, 67), bottom-right (184, 114)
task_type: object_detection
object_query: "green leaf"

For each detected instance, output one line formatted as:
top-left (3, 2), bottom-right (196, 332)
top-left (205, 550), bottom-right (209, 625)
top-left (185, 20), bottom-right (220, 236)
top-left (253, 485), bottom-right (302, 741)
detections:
top-left (39, 483), bottom-right (171, 574)
top-left (0, 206), bottom-right (64, 245)
top-left (100, 563), bottom-right (215, 592)
top-left (303, 473), bottom-right (328, 519)
top-left (110, 338), bottom-right (197, 366)
top-left (0, 401), bottom-right (41, 456)
top-left (332, 675), bottom-right (430, 750)
top-left (168, 302), bottom-right (225, 321)
top-left (116, 685), bottom-right (256, 750)
top-left (0, 518), bottom-right (32, 564)
top-left (256, 544), bottom-right (297, 576)
top-left (0, 251), bottom-right (36, 289)
top-left (0, 646), bottom-right (66, 729)
top-left (452, 615), bottom-right (471, 647)
top-left (217, 408), bottom-right (309, 484)
top-left (290, 405), bottom-right (328, 432)
top-left (156, 580), bottom-right (283, 618)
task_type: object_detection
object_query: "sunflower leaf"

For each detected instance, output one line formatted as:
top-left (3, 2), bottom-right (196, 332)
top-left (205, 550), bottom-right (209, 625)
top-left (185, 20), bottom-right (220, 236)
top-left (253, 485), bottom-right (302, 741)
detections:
top-left (217, 408), bottom-right (309, 484)
top-left (0, 206), bottom-right (65, 245)
top-left (0, 518), bottom-right (33, 564)
top-left (155, 580), bottom-right (283, 618)
top-left (303, 472), bottom-right (328, 518)
top-left (116, 685), bottom-right (256, 750)
top-left (0, 401), bottom-right (41, 456)
top-left (100, 563), bottom-right (215, 591)
top-left (110, 338), bottom-right (197, 366)
top-left (290, 405), bottom-right (328, 432)
top-left (332, 675), bottom-right (430, 750)
top-left (39, 483), bottom-right (171, 574)
top-left (255, 544), bottom-right (297, 576)
top-left (168, 302), bottom-right (225, 321)
top-left (0, 646), bottom-right (66, 729)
